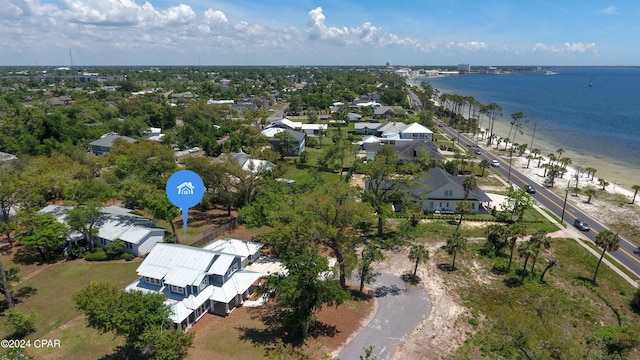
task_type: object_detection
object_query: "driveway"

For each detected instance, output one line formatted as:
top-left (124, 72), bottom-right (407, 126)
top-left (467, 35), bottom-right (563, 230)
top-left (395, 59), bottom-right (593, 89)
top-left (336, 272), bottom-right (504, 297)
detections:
top-left (337, 272), bottom-right (430, 360)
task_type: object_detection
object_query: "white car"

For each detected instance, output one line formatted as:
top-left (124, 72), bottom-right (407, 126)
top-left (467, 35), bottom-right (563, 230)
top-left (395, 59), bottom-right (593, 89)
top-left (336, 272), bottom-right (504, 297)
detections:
top-left (491, 159), bottom-right (500, 167)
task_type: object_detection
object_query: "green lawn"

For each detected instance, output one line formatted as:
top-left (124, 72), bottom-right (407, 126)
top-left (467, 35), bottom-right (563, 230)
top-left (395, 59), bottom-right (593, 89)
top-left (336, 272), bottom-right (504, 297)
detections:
top-left (1, 260), bottom-right (140, 359)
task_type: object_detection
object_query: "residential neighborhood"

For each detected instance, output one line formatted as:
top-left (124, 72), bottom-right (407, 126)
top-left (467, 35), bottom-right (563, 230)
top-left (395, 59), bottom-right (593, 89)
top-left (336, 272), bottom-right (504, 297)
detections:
top-left (0, 65), bottom-right (638, 360)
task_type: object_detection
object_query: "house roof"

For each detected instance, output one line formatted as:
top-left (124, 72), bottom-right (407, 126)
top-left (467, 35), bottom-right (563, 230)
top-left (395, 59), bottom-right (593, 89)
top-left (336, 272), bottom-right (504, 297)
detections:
top-left (214, 151), bottom-right (276, 173)
top-left (0, 151), bottom-right (17, 163)
top-left (410, 167), bottom-right (492, 202)
top-left (209, 253), bottom-right (236, 275)
top-left (374, 106), bottom-right (395, 115)
top-left (394, 141), bottom-right (445, 161)
top-left (89, 133), bottom-right (137, 148)
top-left (40, 204), bottom-right (164, 245)
top-left (400, 122), bottom-right (433, 134)
top-left (300, 124), bottom-right (327, 131)
top-left (163, 266), bottom-right (206, 287)
top-left (354, 122), bottom-right (382, 131)
top-left (137, 243), bottom-right (218, 278)
top-left (376, 121), bottom-right (407, 135)
top-left (261, 127), bottom-right (306, 142)
top-left (266, 118), bottom-right (302, 130)
top-left (203, 238), bottom-right (263, 259)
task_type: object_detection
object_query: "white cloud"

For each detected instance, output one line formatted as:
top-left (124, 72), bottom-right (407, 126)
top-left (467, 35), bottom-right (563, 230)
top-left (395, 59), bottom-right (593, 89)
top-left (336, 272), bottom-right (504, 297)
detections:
top-left (532, 42), bottom-right (598, 56)
top-left (600, 6), bottom-right (617, 14)
top-left (204, 9), bottom-right (227, 24)
top-left (61, 0), bottom-right (195, 26)
top-left (447, 41), bottom-right (487, 50)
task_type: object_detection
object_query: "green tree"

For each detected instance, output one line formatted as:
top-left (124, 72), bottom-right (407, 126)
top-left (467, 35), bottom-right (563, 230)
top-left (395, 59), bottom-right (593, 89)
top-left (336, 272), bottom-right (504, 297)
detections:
top-left (584, 186), bottom-right (598, 204)
top-left (274, 131), bottom-right (295, 159)
top-left (485, 224), bottom-right (508, 257)
top-left (592, 230), bottom-right (620, 284)
top-left (66, 203), bottom-right (102, 252)
top-left (5, 308), bottom-right (36, 338)
top-left (408, 244), bottom-right (429, 278)
top-left (598, 178), bottom-right (609, 191)
top-left (17, 211), bottom-right (67, 262)
top-left (143, 190), bottom-right (180, 243)
top-left (455, 200), bottom-right (472, 232)
top-left (74, 282), bottom-right (194, 358)
top-left (359, 146), bottom-right (403, 237)
top-left (518, 240), bottom-right (536, 273)
top-left (527, 230), bottom-right (552, 273)
top-left (258, 246), bottom-right (349, 341)
top-left (539, 259), bottom-right (558, 283)
top-left (446, 232), bottom-right (467, 270)
top-left (358, 242), bottom-right (383, 294)
top-left (631, 185), bottom-right (640, 204)
top-left (506, 222), bottom-right (526, 272)
top-left (309, 182), bottom-right (374, 289)
top-left (478, 159), bottom-right (490, 177)
top-left (501, 185), bottom-right (534, 221)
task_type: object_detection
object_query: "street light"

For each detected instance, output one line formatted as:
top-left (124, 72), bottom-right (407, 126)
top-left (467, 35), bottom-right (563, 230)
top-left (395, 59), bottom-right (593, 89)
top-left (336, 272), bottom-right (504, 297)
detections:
top-left (560, 181), bottom-right (570, 222)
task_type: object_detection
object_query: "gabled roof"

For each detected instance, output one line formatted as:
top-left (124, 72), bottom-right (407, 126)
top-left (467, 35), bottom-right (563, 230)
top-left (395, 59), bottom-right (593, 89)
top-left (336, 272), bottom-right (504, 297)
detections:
top-left (409, 167), bottom-right (492, 202)
top-left (400, 122), bottom-right (433, 134)
top-left (394, 141), bottom-right (445, 161)
top-left (209, 253), bottom-right (236, 275)
top-left (89, 133), bottom-right (137, 148)
top-left (203, 238), bottom-right (263, 258)
top-left (0, 151), bottom-right (17, 163)
top-left (354, 122), bottom-right (382, 131)
top-left (266, 118), bottom-right (302, 130)
top-left (374, 106), bottom-right (395, 115)
top-left (261, 127), bottom-right (306, 142)
top-left (376, 121), bottom-right (407, 135)
top-left (137, 243), bottom-right (218, 278)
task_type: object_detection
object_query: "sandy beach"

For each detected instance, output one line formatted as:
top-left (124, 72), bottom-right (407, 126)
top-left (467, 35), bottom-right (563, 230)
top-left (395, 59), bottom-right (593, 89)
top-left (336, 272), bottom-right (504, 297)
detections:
top-left (486, 117), bottom-right (639, 192)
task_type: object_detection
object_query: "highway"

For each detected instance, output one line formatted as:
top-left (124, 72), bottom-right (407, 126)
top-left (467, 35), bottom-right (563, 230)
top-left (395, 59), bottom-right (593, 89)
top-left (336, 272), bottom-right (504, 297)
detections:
top-left (436, 119), bottom-right (640, 279)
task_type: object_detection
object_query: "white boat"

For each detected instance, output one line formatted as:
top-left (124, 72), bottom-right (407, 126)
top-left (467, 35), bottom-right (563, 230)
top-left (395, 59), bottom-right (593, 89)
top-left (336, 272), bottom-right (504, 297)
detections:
top-left (544, 70), bottom-right (559, 75)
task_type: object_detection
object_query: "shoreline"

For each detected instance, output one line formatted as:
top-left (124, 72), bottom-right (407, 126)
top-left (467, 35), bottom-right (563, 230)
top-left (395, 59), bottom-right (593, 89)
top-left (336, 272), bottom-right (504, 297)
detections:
top-left (408, 77), bottom-right (639, 194)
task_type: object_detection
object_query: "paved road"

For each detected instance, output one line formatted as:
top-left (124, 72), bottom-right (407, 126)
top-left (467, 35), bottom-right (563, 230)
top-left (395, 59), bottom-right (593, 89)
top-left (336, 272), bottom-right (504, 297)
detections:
top-left (437, 120), bottom-right (640, 279)
top-left (338, 273), bottom-right (430, 360)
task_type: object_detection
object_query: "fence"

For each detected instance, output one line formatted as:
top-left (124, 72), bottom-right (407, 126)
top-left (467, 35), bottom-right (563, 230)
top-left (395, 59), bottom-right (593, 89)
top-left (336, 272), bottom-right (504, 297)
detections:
top-left (189, 217), bottom-right (239, 247)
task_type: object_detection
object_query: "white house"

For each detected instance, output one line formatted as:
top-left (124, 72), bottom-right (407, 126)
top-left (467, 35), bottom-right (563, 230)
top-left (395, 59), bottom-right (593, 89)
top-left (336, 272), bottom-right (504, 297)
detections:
top-left (40, 204), bottom-right (166, 256)
top-left (203, 238), bottom-right (263, 267)
top-left (125, 241), bottom-right (263, 330)
top-left (213, 150), bottom-right (276, 173)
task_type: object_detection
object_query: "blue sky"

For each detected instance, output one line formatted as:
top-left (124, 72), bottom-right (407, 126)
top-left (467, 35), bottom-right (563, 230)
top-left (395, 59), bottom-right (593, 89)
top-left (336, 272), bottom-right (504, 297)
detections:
top-left (1, 0), bottom-right (638, 66)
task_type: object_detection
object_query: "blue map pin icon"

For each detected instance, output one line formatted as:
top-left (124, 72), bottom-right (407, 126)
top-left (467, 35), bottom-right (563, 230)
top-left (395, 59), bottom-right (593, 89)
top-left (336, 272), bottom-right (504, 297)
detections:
top-left (166, 170), bottom-right (205, 234)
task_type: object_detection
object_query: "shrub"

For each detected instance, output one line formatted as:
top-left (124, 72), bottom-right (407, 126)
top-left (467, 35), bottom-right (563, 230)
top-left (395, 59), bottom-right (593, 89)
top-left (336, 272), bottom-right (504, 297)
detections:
top-left (5, 308), bottom-right (36, 338)
top-left (84, 248), bottom-right (108, 261)
top-left (632, 289), bottom-right (640, 314)
top-left (106, 239), bottom-right (127, 259)
top-left (120, 253), bottom-right (135, 261)
top-left (66, 245), bottom-right (85, 260)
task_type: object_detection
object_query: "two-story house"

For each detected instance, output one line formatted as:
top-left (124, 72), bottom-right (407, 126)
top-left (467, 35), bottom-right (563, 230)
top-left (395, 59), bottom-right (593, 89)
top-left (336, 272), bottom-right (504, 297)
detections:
top-left (125, 241), bottom-right (263, 330)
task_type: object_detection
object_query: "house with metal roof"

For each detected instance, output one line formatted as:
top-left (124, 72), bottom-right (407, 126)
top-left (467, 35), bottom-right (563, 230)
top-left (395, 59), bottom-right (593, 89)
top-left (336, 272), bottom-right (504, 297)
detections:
top-left (40, 204), bottom-right (165, 256)
top-left (213, 150), bottom-right (276, 173)
top-left (125, 241), bottom-right (263, 330)
top-left (89, 133), bottom-right (137, 155)
top-left (261, 127), bottom-right (306, 156)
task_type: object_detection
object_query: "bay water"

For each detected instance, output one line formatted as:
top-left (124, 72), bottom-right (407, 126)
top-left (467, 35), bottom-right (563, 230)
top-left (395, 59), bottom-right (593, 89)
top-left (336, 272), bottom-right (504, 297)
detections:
top-left (419, 67), bottom-right (640, 189)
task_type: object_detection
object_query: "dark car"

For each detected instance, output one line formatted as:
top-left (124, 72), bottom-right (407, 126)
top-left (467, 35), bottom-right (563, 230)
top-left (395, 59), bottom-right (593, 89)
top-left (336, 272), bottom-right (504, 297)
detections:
top-left (574, 219), bottom-right (590, 231)
top-left (525, 185), bottom-right (536, 194)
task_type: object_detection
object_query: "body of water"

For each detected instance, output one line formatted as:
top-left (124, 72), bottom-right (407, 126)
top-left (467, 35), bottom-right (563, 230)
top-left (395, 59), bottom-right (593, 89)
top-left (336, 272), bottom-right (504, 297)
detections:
top-left (419, 67), bottom-right (640, 188)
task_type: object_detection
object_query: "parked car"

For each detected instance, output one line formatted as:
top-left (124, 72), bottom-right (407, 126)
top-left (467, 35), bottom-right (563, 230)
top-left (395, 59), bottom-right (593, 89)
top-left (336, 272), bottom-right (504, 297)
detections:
top-left (573, 219), bottom-right (590, 231)
top-left (525, 185), bottom-right (536, 194)
top-left (491, 159), bottom-right (500, 167)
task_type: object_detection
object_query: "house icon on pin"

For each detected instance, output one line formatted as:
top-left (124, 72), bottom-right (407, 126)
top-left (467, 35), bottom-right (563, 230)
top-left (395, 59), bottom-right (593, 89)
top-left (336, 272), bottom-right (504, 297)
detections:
top-left (177, 182), bottom-right (195, 195)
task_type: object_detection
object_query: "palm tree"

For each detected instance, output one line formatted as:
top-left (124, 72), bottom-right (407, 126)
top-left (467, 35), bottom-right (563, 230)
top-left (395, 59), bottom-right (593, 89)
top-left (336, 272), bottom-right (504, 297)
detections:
top-left (598, 178), bottom-right (609, 191)
top-left (631, 185), bottom-right (640, 204)
top-left (531, 148), bottom-right (541, 167)
top-left (506, 222), bottom-right (526, 272)
top-left (455, 201), bottom-right (472, 232)
top-left (589, 168), bottom-right (597, 181)
top-left (525, 153), bottom-right (534, 168)
top-left (518, 241), bottom-right (536, 273)
top-left (584, 187), bottom-right (597, 204)
top-left (548, 153), bottom-right (557, 167)
top-left (592, 230), bottom-right (620, 284)
top-left (462, 175), bottom-right (477, 198)
top-left (539, 259), bottom-right (558, 283)
top-left (408, 244), bottom-right (430, 278)
top-left (556, 148), bottom-right (565, 159)
top-left (486, 224), bottom-right (508, 257)
top-left (446, 232), bottom-right (468, 270)
top-left (528, 230), bottom-right (551, 272)
top-left (479, 159), bottom-right (490, 177)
